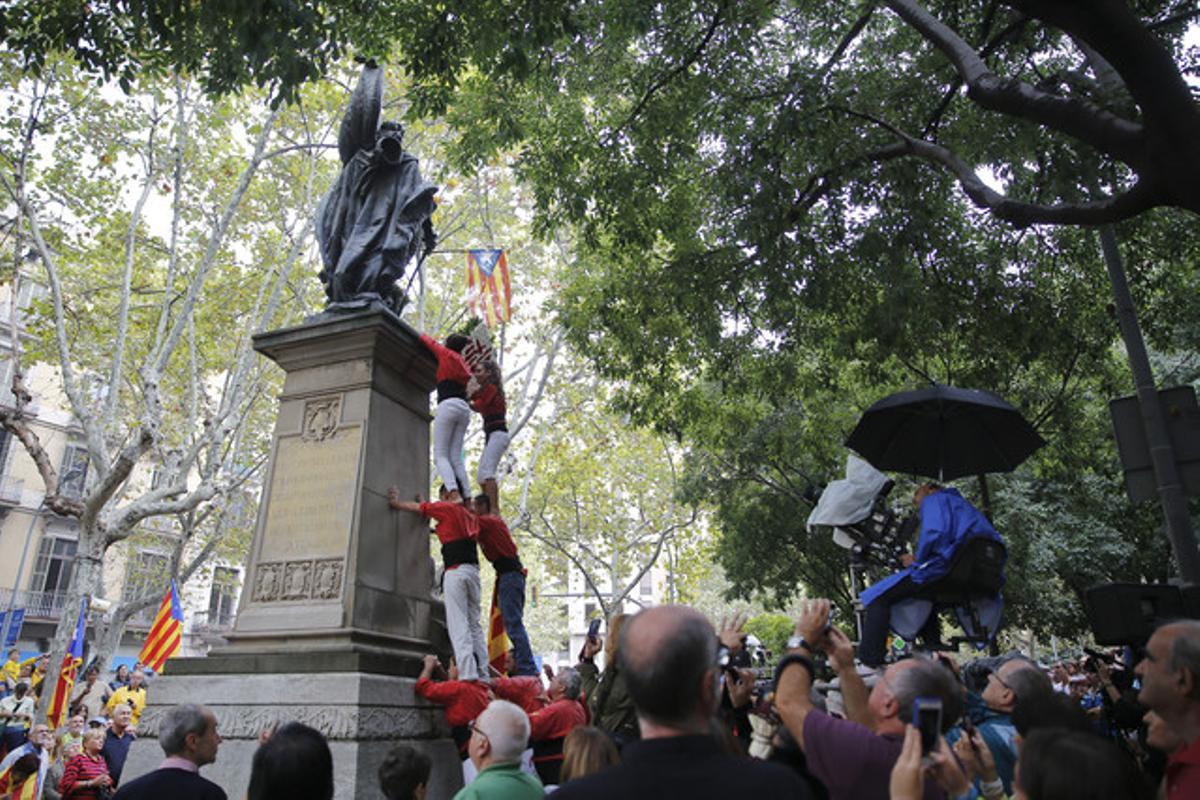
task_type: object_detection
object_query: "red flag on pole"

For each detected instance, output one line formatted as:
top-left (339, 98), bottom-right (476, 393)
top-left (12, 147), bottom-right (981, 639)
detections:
top-left (46, 596), bottom-right (87, 730)
top-left (487, 584), bottom-right (512, 674)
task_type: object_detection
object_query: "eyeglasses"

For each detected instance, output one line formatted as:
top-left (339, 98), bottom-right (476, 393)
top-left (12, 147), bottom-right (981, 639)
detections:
top-left (469, 720), bottom-right (489, 744)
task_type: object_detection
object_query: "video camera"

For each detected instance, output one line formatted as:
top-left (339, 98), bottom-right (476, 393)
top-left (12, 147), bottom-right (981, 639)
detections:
top-left (807, 456), bottom-right (917, 574)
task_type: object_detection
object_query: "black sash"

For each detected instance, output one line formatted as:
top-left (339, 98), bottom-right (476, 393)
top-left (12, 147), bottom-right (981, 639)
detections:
top-left (441, 538), bottom-right (479, 567)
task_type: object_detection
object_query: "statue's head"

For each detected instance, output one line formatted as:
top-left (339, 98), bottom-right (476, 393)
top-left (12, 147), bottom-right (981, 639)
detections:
top-left (377, 121), bottom-right (405, 164)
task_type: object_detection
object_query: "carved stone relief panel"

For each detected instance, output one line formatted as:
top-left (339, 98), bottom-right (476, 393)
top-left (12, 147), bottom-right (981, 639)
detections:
top-left (253, 562), bottom-right (282, 602)
top-left (254, 559), bottom-right (344, 603)
top-left (312, 558), bottom-right (344, 599)
top-left (301, 396), bottom-right (342, 442)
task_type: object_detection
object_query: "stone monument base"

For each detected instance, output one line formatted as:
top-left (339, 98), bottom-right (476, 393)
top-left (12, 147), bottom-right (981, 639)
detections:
top-left (121, 653), bottom-right (464, 800)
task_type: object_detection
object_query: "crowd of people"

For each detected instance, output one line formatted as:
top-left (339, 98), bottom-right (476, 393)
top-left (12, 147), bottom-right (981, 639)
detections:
top-left (22, 602), bottom-right (1179, 800)
top-left (8, 601), bottom-right (1197, 800)
top-left (0, 655), bottom-right (150, 799)
top-left (396, 602), bottom-right (1200, 800)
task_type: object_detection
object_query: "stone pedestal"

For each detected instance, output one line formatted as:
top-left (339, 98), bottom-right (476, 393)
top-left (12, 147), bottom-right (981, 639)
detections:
top-left (122, 309), bottom-right (463, 800)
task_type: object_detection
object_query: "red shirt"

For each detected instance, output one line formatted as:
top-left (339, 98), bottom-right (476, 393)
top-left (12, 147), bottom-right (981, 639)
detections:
top-left (476, 514), bottom-right (519, 562)
top-left (419, 334), bottom-right (471, 386)
top-left (492, 676), bottom-right (545, 714)
top-left (470, 382), bottom-right (506, 417)
top-left (1167, 737), bottom-right (1200, 800)
top-left (414, 677), bottom-right (491, 727)
top-left (529, 697), bottom-right (589, 742)
top-left (420, 501), bottom-right (479, 544)
top-left (60, 753), bottom-right (111, 799)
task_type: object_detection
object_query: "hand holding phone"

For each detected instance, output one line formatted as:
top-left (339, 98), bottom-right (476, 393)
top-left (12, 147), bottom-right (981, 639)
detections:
top-left (914, 697), bottom-right (943, 759)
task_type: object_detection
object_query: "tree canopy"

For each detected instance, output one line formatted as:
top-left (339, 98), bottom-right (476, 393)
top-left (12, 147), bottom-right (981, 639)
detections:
top-left (7, 1), bottom-right (1200, 641)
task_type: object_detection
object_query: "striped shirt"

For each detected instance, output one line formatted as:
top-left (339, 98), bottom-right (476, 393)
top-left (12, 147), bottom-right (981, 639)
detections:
top-left (59, 753), bottom-right (110, 799)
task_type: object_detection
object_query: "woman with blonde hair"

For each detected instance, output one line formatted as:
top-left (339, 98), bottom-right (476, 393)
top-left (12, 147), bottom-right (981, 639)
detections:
top-left (559, 726), bottom-right (619, 784)
top-left (577, 613), bottom-right (639, 746)
top-left (59, 728), bottom-right (111, 799)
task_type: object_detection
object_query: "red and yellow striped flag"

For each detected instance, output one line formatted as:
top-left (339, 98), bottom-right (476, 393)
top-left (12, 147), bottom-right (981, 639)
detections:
top-left (466, 249), bottom-right (512, 327)
top-left (46, 596), bottom-right (87, 730)
top-left (139, 580), bottom-right (184, 673)
top-left (17, 770), bottom-right (40, 800)
top-left (487, 584), bottom-right (511, 674)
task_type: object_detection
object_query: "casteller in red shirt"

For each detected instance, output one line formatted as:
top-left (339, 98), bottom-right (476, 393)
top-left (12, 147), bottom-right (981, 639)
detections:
top-left (419, 334), bottom-right (471, 401)
top-left (415, 676), bottom-right (491, 728)
top-left (419, 501), bottom-right (479, 545)
top-left (476, 514), bottom-right (520, 566)
top-left (492, 675), bottom-right (545, 714)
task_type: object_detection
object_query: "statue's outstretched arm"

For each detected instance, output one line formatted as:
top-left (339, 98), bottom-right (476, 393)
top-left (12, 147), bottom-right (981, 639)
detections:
top-left (338, 62), bottom-right (384, 164)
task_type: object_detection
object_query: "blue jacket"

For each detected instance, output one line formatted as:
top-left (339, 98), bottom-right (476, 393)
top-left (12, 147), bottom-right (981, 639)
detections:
top-left (861, 488), bottom-right (1002, 606)
top-left (948, 693), bottom-right (1019, 798)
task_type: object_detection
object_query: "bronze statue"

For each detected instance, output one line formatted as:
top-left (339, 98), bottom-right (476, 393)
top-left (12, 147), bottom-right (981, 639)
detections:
top-left (316, 61), bottom-right (438, 313)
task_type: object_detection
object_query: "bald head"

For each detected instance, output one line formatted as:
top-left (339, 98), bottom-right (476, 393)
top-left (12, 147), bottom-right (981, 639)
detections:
top-left (619, 606), bottom-right (719, 728)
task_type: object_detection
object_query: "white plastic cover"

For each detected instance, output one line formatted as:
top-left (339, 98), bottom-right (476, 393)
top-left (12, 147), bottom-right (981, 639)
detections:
top-left (806, 454), bottom-right (890, 531)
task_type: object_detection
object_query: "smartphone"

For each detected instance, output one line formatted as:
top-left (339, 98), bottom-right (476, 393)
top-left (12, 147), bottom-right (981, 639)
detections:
top-left (914, 697), bottom-right (943, 757)
top-left (960, 716), bottom-right (979, 752)
top-left (587, 618), bottom-right (601, 640)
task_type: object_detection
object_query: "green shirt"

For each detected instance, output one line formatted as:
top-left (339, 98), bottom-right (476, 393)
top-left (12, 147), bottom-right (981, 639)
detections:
top-left (453, 761), bottom-right (543, 800)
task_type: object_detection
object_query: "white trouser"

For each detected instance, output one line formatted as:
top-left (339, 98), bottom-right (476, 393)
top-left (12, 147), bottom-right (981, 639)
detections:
top-left (433, 398), bottom-right (471, 495)
top-left (442, 563), bottom-right (488, 680)
top-left (476, 429), bottom-right (510, 484)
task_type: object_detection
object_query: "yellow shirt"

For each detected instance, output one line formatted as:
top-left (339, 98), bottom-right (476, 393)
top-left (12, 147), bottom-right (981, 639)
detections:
top-left (105, 685), bottom-right (147, 725)
top-left (0, 659), bottom-right (19, 684)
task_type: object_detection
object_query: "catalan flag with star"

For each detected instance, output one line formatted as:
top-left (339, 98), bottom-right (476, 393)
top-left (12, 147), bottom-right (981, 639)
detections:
top-left (46, 595), bottom-right (88, 730)
top-left (139, 580), bottom-right (184, 673)
top-left (466, 249), bottom-right (512, 327)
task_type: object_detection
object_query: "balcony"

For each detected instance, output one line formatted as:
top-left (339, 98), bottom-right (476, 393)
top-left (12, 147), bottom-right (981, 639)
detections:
top-left (0, 477), bottom-right (22, 506)
top-left (0, 588), bottom-right (72, 621)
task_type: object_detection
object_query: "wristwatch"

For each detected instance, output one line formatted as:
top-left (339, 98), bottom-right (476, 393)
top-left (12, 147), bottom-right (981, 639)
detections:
top-left (786, 635), bottom-right (813, 652)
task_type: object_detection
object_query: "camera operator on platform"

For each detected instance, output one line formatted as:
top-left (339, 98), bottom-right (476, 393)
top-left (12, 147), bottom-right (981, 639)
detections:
top-left (857, 483), bottom-right (1004, 668)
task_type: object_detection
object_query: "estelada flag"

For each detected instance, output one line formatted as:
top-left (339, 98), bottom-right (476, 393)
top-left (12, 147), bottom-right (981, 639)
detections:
top-left (16, 768), bottom-right (40, 800)
top-left (139, 580), bottom-right (184, 673)
top-left (466, 249), bottom-right (512, 327)
top-left (46, 595), bottom-right (88, 730)
top-left (487, 583), bottom-right (512, 674)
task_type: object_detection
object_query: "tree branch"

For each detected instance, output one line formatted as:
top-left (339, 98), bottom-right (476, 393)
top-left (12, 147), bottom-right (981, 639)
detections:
top-left (1005, 0), bottom-right (1198, 134)
top-left (885, 0), bottom-right (1146, 168)
top-left (826, 107), bottom-right (1158, 226)
top-left (613, 0), bottom-right (731, 136)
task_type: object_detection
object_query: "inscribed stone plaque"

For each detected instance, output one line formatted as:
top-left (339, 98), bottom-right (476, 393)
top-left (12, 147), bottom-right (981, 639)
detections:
top-left (261, 425), bottom-right (363, 561)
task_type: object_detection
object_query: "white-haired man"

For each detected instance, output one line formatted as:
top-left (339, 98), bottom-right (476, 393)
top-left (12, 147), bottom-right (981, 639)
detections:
top-left (454, 700), bottom-right (543, 800)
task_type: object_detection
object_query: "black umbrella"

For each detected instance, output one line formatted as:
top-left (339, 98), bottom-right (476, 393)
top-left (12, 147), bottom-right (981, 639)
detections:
top-left (845, 384), bottom-right (1045, 481)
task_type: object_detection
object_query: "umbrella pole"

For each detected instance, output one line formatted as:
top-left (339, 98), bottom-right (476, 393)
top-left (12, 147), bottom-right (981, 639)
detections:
top-left (977, 474), bottom-right (992, 520)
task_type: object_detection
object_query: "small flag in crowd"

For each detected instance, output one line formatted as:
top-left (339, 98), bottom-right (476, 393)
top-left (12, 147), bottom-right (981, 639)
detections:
top-left (466, 249), bottom-right (512, 327)
top-left (0, 763), bottom-right (40, 800)
top-left (487, 584), bottom-right (511, 674)
top-left (139, 580), bottom-right (184, 673)
top-left (16, 768), bottom-right (40, 800)
top-left (46, 595), bottom-right (87, 730)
